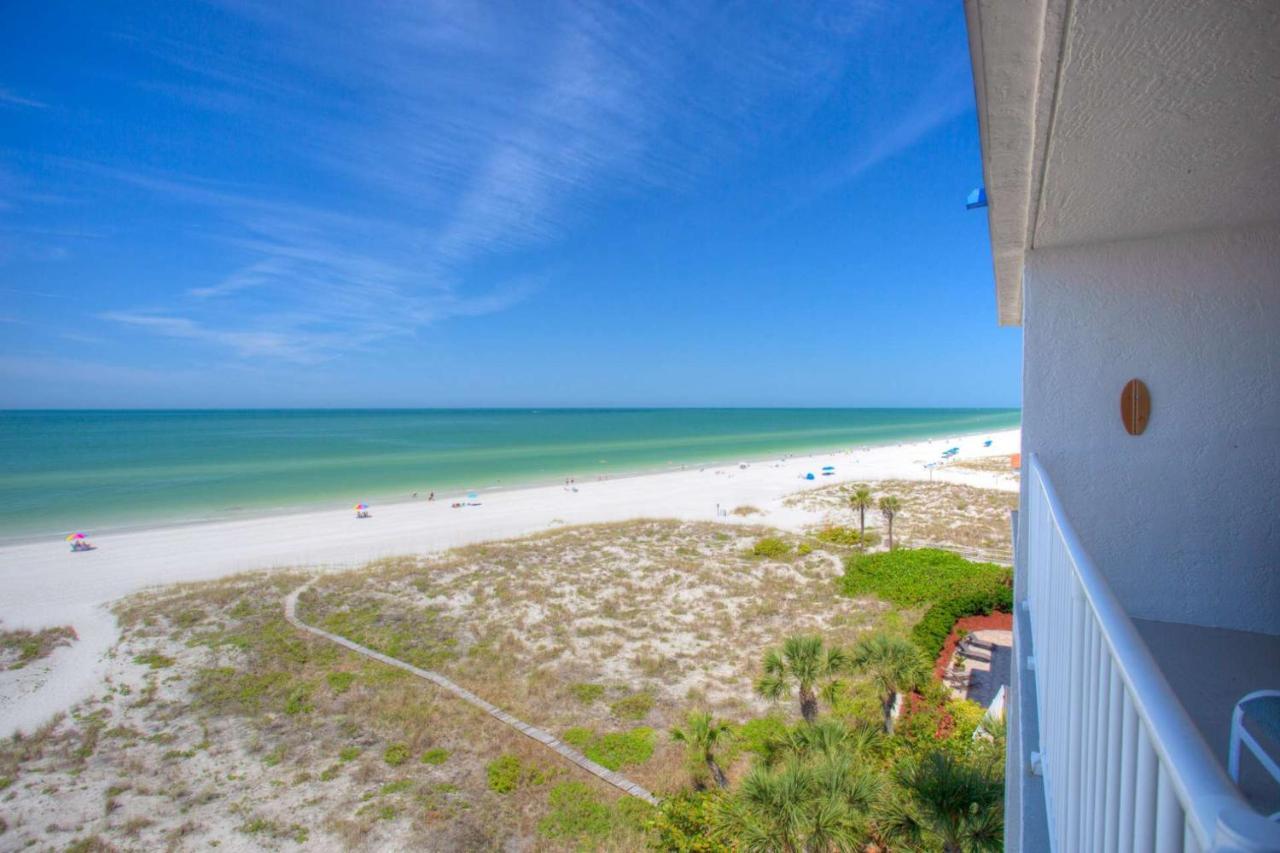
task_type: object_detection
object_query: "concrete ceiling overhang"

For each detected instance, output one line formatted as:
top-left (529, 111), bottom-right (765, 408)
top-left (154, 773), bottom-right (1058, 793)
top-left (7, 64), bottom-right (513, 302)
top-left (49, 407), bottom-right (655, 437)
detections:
top-left (964, 0), bottom-right (1280, 327)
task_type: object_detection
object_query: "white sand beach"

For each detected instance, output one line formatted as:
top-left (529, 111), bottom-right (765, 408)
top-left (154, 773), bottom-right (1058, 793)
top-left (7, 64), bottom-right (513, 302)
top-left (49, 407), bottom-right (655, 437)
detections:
top-left (0, 428), bottom-right (1019, 737)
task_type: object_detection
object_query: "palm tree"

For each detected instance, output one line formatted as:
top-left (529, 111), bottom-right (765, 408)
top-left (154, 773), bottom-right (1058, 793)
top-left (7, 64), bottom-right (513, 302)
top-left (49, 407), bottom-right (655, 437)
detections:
top-left (876, 751), bottom-right (1004, 853)
top-left (878, 495), bottom-right (902, 550)
top-left (850, 633), bottom-right (927, 734)
top-left (848, 486), bottom-right (874, 548)
top-left (755, 635), bottom-right (847, 724)
top-left (715, 754), bottom-right (881, 853)
top-left (671, 710), bottom-right (733, 789)
top-left (774, 717), bottom-right (880, 766)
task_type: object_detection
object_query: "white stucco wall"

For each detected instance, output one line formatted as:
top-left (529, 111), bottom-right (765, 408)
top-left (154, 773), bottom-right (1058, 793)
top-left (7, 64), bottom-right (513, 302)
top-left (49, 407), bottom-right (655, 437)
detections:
top-left (1019, 222), bottom-right (1280, 635)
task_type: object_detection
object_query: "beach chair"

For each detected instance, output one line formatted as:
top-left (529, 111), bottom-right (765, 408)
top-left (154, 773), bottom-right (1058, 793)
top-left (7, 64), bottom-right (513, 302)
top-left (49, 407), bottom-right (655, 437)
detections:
top-left (1229, 689), bottom-right (1280, 818)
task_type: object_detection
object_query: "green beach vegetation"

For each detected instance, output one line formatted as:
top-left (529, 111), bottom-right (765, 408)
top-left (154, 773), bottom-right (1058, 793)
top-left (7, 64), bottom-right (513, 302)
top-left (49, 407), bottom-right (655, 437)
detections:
top-left (0, 502), bottom-right (1012, 850)
top-left (0, 624), bottom-right (77, 671)
top-left (841, 548), bottom-right (1013, 661)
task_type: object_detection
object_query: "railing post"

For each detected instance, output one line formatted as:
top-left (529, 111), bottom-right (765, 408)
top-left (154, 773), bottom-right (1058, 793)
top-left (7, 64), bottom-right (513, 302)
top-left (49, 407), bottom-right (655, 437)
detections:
top-left (1116, 684), bottom-right (1138, 853)
top-left (1156, 764), bottom-right (1184, 852)
top-left (1135, 724), bottom-right (1158, 851)
top-left (1066, 585), bottom-right (1086, 853)
top-left (1103, 656), bottom-right (1123, 852)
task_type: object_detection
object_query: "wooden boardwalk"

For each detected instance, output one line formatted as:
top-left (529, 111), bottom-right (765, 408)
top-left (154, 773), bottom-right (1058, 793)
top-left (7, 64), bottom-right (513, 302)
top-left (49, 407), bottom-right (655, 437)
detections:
top-left (283, 581), bottom-right (658, 805)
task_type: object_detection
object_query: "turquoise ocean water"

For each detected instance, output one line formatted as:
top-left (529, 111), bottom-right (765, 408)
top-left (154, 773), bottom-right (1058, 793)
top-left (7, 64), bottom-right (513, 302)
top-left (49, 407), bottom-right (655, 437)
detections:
top-left (0, 409), bottom-right (1019, 541)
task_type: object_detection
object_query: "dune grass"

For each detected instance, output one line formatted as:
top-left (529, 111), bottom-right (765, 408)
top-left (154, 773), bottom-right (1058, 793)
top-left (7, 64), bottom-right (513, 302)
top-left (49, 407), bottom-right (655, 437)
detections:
top-left (0, 624), bottom-right (77, 670)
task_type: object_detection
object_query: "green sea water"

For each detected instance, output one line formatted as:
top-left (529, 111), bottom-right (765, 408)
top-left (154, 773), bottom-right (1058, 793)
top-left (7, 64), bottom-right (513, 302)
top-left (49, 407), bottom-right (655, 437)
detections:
top-left (0, 408), bottom-right (1019, 541)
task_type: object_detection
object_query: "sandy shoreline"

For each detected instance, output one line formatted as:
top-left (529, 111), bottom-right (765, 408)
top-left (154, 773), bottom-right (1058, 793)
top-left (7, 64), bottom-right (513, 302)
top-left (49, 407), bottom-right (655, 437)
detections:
top-left (0, 427), bottom-right (1019, 736)
top-left (0, 422), bottom-right (1020, 546)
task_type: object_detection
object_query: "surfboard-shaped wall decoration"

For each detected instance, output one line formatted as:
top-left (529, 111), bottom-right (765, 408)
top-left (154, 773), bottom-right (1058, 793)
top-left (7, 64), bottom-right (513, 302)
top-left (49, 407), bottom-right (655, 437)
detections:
top-left (1121, 379), bottom-right (1151, 436)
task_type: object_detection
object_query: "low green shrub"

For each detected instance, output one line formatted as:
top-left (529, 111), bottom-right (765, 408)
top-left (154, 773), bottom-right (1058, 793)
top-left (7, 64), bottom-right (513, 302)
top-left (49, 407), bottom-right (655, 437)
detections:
top-left (570, 683), bottom-right (604, 704)
top-left (562, 726), bottom-right (593, 749)
top-left (487, 755), bottom-right (522, 793)
top-left (537, 782), bottom-right (612, 842)
top-left (610, 691), bottom-right (654, 720)
top-left (842, 548), bottom-right (1011, 661)
top-left (587, 728), bottom-right (654, 770)
top-left (379, 779), bottom-right (413, 795)
top-left (383, 743), bottom-right (410, 767)
top-left (813, 526), bottom-right (865, 547)
top-left (650, 791), bottom-right (731, 853)
top-left (133, 651), bottom-right (174, 669)
top-left (326, 671), bottom-right (355, 694)
top-left (733, 715), bottom-right (787, 757)
top-left (910, 583), bottom-right (1012, 662)
top-left (561, 726), bottom-right (655, 771)
top-left (485, 753), bottom-right (549, 793)
top-left (751, 537), bottom-right (790, 559)
top-left (946, 700), bottom-right (987, 741)
top-left (420, 747), bottom-right (449, 765)
top-left (841, 548), bottom-right (1008, 606)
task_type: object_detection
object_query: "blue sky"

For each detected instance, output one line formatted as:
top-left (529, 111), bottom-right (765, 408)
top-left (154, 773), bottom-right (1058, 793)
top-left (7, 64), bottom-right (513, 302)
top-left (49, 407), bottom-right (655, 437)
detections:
top-left (0, 0), bottom-right (1020, 408)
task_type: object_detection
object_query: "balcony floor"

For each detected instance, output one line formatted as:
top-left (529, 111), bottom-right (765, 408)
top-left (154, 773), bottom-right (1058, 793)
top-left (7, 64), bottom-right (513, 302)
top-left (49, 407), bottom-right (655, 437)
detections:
top-left (1134, 618), bottom-right (1280, 814)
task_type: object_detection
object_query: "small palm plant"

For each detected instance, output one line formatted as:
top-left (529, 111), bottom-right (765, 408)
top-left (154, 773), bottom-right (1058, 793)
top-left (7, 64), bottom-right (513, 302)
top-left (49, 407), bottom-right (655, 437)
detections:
top-left (849, 485), bottom-right (874, 548)
top-left (670, 710), bottom-right (733, 789)
top-left (715, 753), bottom-right (881, 852)
top-left (851, 633), bottom-right (928, 734)
top-left (878, 495), bottom-right (902, 550)
top-left (774, 717), bottom-right (880, 766)
top-left (755, 635), bottom-right (847, 723)
top-left (876, 751), bottom-right (1004, 853)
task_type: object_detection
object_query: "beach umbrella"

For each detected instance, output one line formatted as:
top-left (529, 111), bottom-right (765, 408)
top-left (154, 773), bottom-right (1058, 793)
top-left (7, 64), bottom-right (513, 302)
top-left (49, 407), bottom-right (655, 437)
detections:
top-left (466, 491), bottom-right (479, 501)
top-left (65, 532), bottom-right (86, 541)
top-left (822, 465), bottom-right (835, 471)
top-left (354, 503), bottom-right (368, 511)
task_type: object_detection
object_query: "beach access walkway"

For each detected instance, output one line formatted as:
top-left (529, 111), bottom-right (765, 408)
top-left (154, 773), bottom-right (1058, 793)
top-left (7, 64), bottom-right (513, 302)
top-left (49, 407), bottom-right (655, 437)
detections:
top-left (283, 581), bottom-right (658, 805)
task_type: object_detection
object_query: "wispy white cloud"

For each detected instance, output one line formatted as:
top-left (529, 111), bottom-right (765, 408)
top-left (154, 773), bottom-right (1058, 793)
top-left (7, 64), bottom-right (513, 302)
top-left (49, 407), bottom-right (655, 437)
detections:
top-left (10, 0), bottom-right (960, 366)
top-left (0, 89), bottom-right (46, 109)
top-left (82, 1), bottom-right (886, 361)
top-left (839, 54), bottom-right (973, 183)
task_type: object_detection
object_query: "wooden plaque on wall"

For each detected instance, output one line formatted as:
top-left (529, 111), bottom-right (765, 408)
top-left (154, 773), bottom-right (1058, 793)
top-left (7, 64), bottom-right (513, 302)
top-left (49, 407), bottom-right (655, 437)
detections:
top-left (1121, 379), bottom-right (1151, 436)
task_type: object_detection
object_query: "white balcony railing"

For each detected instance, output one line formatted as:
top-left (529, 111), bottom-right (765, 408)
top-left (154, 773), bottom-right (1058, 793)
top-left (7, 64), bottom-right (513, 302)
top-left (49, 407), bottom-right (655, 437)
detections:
top-left (1024, 455), bottom-right (1280, 852)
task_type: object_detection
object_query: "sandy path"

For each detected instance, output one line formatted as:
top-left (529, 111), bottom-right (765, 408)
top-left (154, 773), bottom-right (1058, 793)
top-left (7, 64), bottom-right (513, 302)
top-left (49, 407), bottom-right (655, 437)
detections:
top-left (0, 428), bottom-right (1019, 736)
top-left (284, 581), bottom-right (658, 804)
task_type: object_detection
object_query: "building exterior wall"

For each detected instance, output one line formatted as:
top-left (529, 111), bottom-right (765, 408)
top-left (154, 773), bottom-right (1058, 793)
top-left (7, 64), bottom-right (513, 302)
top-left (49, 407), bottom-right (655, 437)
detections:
top-left (1019, 222), bottom-right (1280, 635)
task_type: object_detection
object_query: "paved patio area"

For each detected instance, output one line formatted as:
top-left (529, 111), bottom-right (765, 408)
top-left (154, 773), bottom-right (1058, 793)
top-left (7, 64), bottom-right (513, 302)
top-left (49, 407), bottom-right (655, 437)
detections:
top-left (945, 628), bottom-right (1012, 710)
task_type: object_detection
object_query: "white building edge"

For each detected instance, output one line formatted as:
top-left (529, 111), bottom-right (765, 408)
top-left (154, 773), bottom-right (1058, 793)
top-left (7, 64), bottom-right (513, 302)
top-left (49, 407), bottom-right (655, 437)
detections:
top-left (962, 0), bottom-right (1280, 850)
